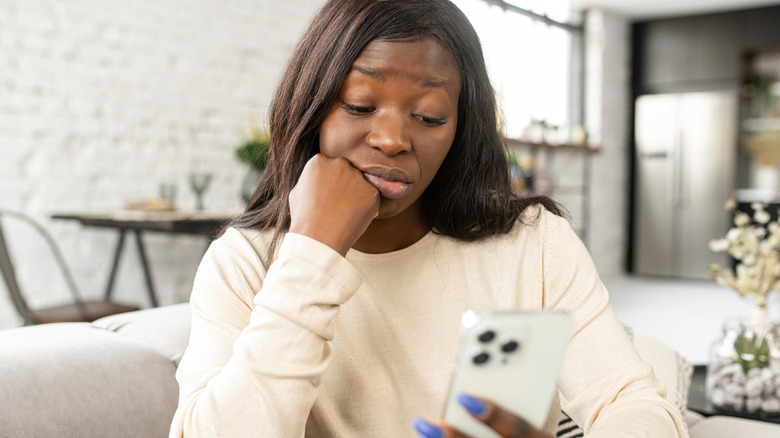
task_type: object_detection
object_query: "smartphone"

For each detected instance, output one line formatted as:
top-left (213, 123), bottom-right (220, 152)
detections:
top-left (443, 310), bottom-right (572, 438)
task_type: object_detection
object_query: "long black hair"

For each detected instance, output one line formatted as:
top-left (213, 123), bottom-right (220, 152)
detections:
top-left (229, 0), bottom-right (560, 262)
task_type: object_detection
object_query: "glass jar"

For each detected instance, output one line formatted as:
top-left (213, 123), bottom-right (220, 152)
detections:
top-left (706, 319), bottom-right (780, 417)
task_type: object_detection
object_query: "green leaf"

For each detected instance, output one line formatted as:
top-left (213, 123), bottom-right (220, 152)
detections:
top-left (733, 327), bottom-right (771, 373)
top-left (235, 138), bottom-right (270, 170)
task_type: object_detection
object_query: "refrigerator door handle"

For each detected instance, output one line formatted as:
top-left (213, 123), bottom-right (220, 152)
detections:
top-left (672, 131), bottom-right (684, 209)
top-left (640, 151), bottom-right (669, 159)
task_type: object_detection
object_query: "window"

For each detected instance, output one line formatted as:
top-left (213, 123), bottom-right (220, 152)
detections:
top-left (451, 0), bottom-right (582, 144)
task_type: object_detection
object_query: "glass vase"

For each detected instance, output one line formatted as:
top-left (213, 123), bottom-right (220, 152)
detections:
top-left (241, 167), bottom-right (263, 204)
top-left (706, 315), bottom-right (780, 417)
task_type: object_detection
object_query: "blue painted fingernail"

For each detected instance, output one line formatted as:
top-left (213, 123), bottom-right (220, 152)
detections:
top-left (413, 418), bottom-right (444, 438)
top-left (458, 393), bottom-right (487, 416)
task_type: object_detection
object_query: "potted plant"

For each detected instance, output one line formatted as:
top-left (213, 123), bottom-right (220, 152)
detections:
top-left (707, 200), bottom-right (780, 416)
top-left (235, 120), bottom-right (270, 203)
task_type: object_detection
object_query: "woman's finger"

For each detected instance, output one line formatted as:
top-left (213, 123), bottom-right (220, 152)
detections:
top-left (456, 394), bottom-right (551, 438)
top-left (413, 418), bottom-right (468, 438)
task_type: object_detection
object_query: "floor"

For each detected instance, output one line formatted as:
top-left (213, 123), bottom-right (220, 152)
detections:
top-left (605, 274), bottom-right (779, 365)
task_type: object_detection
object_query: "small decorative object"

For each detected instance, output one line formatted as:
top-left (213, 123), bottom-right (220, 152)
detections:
top-left (743, 72), bottom-right (780, 191)
top-left (707, 200), bottom-right (780, 417)
top-left (235, 118), bottom-right (271, 203)
top-left (158, 182), bottom-right (178, 206)
top-left (745, 128), bottom-right (780, 190)
top-left (745, 72), bottom-right (777, 119)
top-left (505, 147), bottom-right (534, 194)
top-left (188, 171), bottom-right (213, 211)
top-left (570, 125), bottom-right (588, 146)
top-left (123, 198), bottom-right (175, 211)
top-left (523, 119), bottom-right (559, 145)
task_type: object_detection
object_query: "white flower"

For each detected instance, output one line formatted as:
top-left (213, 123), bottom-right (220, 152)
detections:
top-left (734, 212), bottom-right (751, 227)
top-left (709, 239), bottom-right (730, 252)
top-left (709, 200), bottom-right (780, 308)
top-left (726, 228), bottom-right (742, 243)
top-left (755, 209), bottom-right (771, 224)
top-left (743, 231), bottom-right (760, 252)
top-left (725, 198), bottom-right (737, 210)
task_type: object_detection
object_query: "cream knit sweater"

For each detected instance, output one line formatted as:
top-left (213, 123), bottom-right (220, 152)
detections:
top-left (170, 207), bottom-right (688, 437)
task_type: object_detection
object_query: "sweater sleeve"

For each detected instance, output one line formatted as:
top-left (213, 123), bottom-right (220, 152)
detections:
top-left (169, 231), bottom-right (364, 438)
top-left (540, 212), bottom-right (689, 438)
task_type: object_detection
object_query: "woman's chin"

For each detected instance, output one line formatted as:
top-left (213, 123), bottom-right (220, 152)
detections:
top-left (375, 202), bottom-right (401, 220)
top-left (373, 197), bottom-right (422, 222)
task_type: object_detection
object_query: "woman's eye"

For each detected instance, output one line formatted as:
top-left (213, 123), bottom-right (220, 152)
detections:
top-left (416, 115), bottom-right (447, 127)
top-left (342, 103), bottom-right (374, 114)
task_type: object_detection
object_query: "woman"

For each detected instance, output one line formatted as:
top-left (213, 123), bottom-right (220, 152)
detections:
top-left (170, 1), bottom-right (688, 437)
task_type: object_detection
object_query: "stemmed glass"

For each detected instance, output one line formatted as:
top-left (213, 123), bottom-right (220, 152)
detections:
top-left (188, 171), bottom-right (213, 210)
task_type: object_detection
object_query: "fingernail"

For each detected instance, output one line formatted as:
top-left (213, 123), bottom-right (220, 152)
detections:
top-left (457, 393), bottom-right (487, 417)
top-left (413, 418), bottom-right (444, 438)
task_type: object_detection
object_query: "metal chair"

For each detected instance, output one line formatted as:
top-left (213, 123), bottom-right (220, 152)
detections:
top-left (0, 209), bottom-right (139, 325)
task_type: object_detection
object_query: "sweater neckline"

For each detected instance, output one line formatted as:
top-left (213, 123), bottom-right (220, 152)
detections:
top-left (346, 230), bottom-right (439, 264)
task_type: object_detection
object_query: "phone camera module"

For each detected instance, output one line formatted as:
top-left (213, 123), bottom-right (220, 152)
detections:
top-left (501, 340), bottom-right (519, 353)
top-left (478, 330), bottom-right (495, 343)
top-left (472, 352), bottom-right (490, 365)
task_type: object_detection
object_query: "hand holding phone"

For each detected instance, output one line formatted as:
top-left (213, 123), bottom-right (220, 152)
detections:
top-left (442, 310), bottom-right (572, 438)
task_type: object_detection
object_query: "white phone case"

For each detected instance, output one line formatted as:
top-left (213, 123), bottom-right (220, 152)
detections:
top-left (443, 310), bottom-right (572, 438)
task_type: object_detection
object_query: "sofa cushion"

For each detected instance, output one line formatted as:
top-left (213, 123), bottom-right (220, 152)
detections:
top-left (630, 327), bottom-right (693, 418)
top-left (554, 326), bottom-right (693, 436)
top-left (0, 323), bottom-right (179, 438)
top-left (688, 415), bottom-right (780, 438)
top-left (685, 409), bottom-right (705, 429)
top-left (92, 302), bottom-right (191, 366)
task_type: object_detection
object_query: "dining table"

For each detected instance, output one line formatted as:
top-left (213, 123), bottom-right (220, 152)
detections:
top-left (51, 208), bottom-right (239, 307)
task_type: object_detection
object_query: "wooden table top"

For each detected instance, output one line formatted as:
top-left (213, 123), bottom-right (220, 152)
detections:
top-left (52, 209), bottom-right (241, 237)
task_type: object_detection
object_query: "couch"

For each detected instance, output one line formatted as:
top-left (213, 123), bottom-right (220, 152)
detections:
top-left (0, 304), bottom-right (189, 438)
top-left (1, 303), bottom-right (779, 437)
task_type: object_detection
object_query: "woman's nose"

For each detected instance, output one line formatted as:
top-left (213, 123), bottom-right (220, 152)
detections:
top-left (366, 112), bottom-right (412, 156)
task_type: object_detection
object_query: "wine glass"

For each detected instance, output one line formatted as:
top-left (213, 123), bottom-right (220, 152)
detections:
top-left (188, 171), bottom-right (213, 210)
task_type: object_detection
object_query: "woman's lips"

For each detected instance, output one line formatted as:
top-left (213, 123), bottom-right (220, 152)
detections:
top-left (362, 169), bottom-right (411, 200)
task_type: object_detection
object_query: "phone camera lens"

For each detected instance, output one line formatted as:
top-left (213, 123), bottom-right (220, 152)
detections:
top-left (472, 352), bottom-right (490, 365)
top-left (478, 330), bottom-right (495, 343)
top-left (501, 340), bottom-right (519, 353)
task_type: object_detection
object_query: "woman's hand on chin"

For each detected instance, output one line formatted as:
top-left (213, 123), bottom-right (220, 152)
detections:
top-left (289, 154), bottom-right (380, 256)
top-left (413, 394), bottom-right (554, 438)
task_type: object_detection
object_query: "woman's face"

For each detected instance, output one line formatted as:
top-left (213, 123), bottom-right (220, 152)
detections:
top-left (319, 38), bottom-right (461, 221)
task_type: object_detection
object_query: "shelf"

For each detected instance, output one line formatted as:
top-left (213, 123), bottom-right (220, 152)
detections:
top-left (504, 135), bottom-right (594, 245)
top-left (743, 118), bottom-right (780, 132)
top-left (733, 188), bottom-right (780, 203)
top-left (550, 185), bottom-right (587, 195)
top-left (502, 137), bottom-right (600, 153)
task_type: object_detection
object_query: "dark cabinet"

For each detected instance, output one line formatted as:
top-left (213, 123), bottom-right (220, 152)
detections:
top-left (640, 19), bottom-right (697, 87)
top-left (694, 15), bottom-right (740, 82)
top-left (635, 14), bottom-right (740, 93)
top-left (741, 7), bottom-right (780, 49)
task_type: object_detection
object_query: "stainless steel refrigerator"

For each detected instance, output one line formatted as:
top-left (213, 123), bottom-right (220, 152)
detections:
top-left (633, 91), bottom-right (737, 280)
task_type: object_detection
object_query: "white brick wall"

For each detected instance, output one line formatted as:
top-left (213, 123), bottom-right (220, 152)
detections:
top-left (0, 0), bottom-right (324, 328)
top-left (584, 8), bottom-right (631, 278)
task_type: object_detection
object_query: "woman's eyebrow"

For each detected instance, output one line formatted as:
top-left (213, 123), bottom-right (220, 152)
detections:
top-left (420, 79), bottom-right (446, 89)
top-left (351, 65), bottom-right (448, 89)
top-left (352, 65), bottom-right (385, 81)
